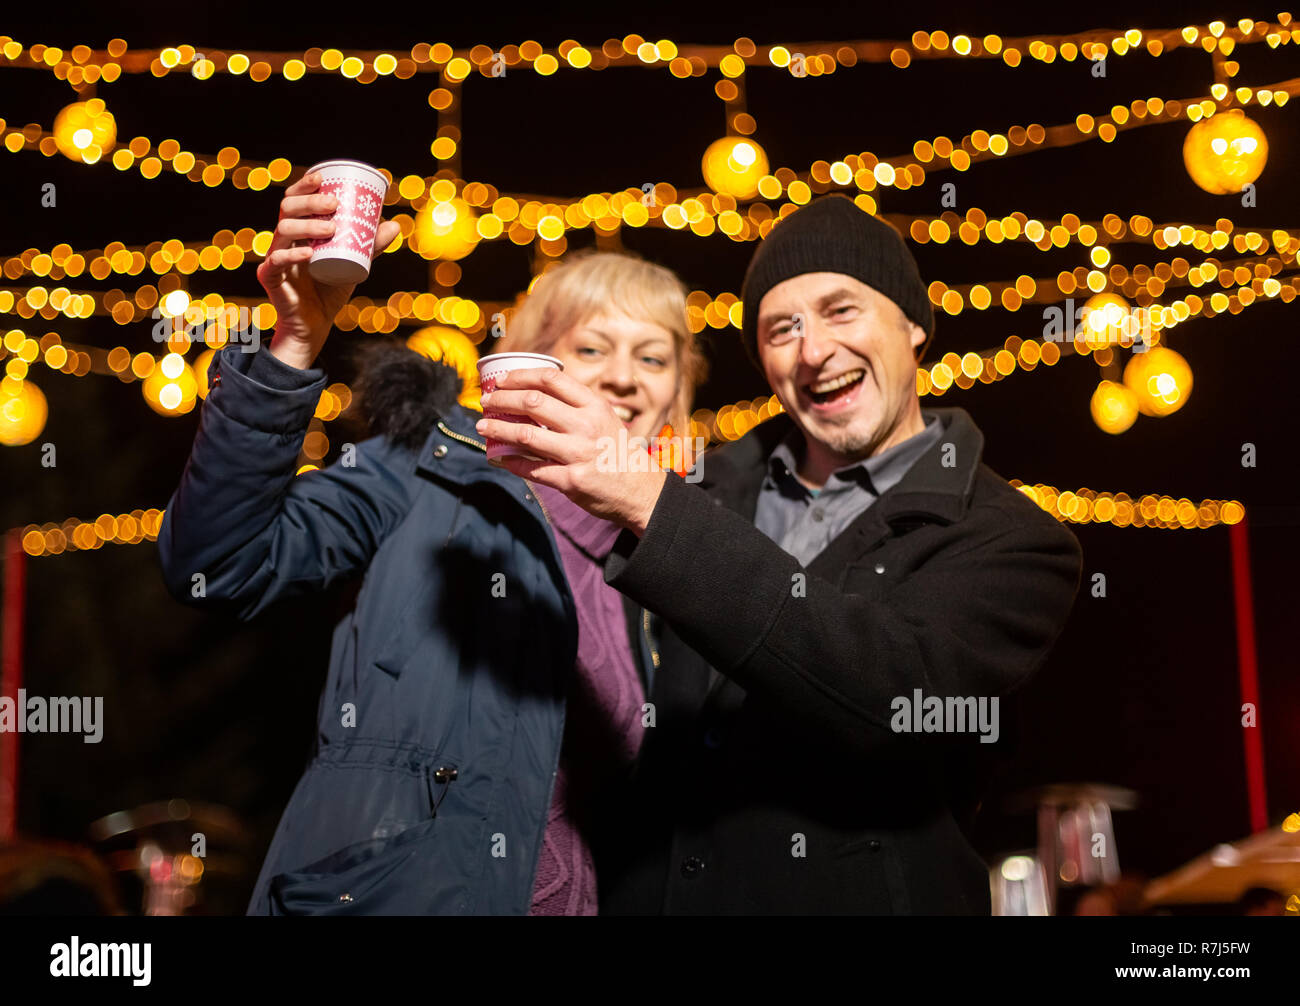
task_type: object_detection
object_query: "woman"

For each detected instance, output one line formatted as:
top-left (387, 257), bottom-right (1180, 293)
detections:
top-left (157, 170), bottom-right (706, 914)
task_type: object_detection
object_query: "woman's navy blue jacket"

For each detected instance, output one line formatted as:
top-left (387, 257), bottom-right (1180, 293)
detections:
top-left (158, 343), bottom-right (581, 915)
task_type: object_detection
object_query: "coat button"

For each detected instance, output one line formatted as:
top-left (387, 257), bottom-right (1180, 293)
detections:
top-left (811, 508), bottom-right (824, 522)
top-left (874, 563), bottom-right (885, 574)
top-left (680, 855), bottom-right (705, 878)
top-left (702, 727), bottom-right (723, 749)
top-left (432, 444), bottom-right (448, 458)
top-left (524, 493), bottom-right (533, 502)
top-left (868, 840), bottom-right (881, 852)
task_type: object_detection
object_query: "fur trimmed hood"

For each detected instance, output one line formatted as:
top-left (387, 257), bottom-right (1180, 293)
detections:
top-left (350, 339), bottom-right (465, 451)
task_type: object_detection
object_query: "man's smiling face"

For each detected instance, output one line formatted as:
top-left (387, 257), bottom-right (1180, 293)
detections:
top-left (757, 272), bottom-right (926, 470)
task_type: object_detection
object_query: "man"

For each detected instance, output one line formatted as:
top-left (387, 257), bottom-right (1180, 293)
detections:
top-left (479, 193), bottom-right (1084, 913)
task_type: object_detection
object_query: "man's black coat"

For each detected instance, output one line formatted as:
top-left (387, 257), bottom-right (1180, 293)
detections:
top-left (597, 406), bottom-right (1083, 914)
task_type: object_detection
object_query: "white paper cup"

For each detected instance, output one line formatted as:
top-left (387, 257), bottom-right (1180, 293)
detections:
top-left (477, 352), bottom-right (564, 465)
top-left (305, 159), bottom-right (389, 286)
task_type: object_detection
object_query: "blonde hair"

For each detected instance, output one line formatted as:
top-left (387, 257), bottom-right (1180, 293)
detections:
top-left (495, 248), bottom-right (707, 437)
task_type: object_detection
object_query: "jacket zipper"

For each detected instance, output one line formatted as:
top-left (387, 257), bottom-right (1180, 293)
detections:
top-left (642, 608), bottom-right (660, 670)
top-left (436, 420), bottom-right (487, 453)
top-left (525, 479), bottom-right (555, 528)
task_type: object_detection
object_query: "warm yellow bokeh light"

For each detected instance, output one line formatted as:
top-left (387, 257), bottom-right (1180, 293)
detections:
top-left (407, 325), bottom-right (481, 410)
top-left (413, 197), bottom-right (481, 261)
top-left (1081, 292), bottom-right (1134, 349)
top-left (1183, 110), bottom-right (1268, 194)
top-left (53, 100), bottom-right (117, 164)
top-left (1090, 379), bottom-right (1139, 434)
top-left (701, 136), bottom-right (770, 200)
top-left (160, 289), bottom-right (191, 319)
top-left (0, 379), bottom-right (48, 446)
top-left (1123, 346), bottom-right (1193, 417)
top-left (142, 355), bottom-right (198, 416)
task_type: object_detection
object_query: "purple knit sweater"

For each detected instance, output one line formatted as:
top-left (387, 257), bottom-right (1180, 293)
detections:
top-left (527, 481), bottom-right (647, 916)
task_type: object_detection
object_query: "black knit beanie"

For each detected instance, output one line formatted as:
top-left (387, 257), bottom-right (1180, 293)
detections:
top-left (740, 194), bottom-right (935, 369)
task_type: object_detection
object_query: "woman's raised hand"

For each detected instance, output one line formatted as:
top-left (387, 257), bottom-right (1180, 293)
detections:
top-left (257, 171), bottom-right (402, 370)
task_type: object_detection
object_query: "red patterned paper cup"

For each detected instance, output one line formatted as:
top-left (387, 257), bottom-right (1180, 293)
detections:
top-left (476, 352), bottom-right (564, 465)
top-left (305, 159), bottom-right (389, 286)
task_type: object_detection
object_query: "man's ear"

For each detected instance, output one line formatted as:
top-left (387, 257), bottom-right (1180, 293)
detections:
top-left (909, 321), bottom-right (932, 365)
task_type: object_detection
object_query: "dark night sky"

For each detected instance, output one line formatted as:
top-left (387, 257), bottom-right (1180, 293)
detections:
top-left (1, 1), bottom-right (1296, 911)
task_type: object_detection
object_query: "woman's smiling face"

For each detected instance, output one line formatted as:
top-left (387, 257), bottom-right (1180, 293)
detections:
top-left (546, 310), bottom-right (681, 444)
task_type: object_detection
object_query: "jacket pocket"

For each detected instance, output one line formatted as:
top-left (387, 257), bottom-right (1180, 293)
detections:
top-left (372, 633), bottom-right (413, 680)
top-left (360, 505), bottom-right (460, 681)
top-left (839, 557), bottom-right (894, 599)
top-left (368, 581), bottom-right (437, 680)
top-left (268, 815), bottom-right (458, 915)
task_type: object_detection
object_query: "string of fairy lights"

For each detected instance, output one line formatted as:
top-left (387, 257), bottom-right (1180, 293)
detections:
top-left (4, 18), bottom-right (1298, 84)
top-left (1, 202), bottom-right (1294, 347)
top-left (11, 479), bottom-right (1250, 559)
top-left (2, 207), bottom-right (1295, 288)
top-left (2, 18), bottom-right (1290, 548)
top-left (3, 216), bottom-right (1295, 422)
top-left (2, 238), bottom-right (1288, 432)
top-left (2, 240), bottom-right (1293, 413)
top-left (3, 71), bottom-right (1296, 214)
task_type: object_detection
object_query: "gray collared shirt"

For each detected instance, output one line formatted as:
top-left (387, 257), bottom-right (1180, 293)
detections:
top-left (754, 411), bottom-right (945, 566)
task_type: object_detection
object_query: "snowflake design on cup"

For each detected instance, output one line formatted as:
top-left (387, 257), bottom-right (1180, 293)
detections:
top-left (308, 170), bottom-right (386, 270)
top-left (348, 224), bottom-right (375, 253)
